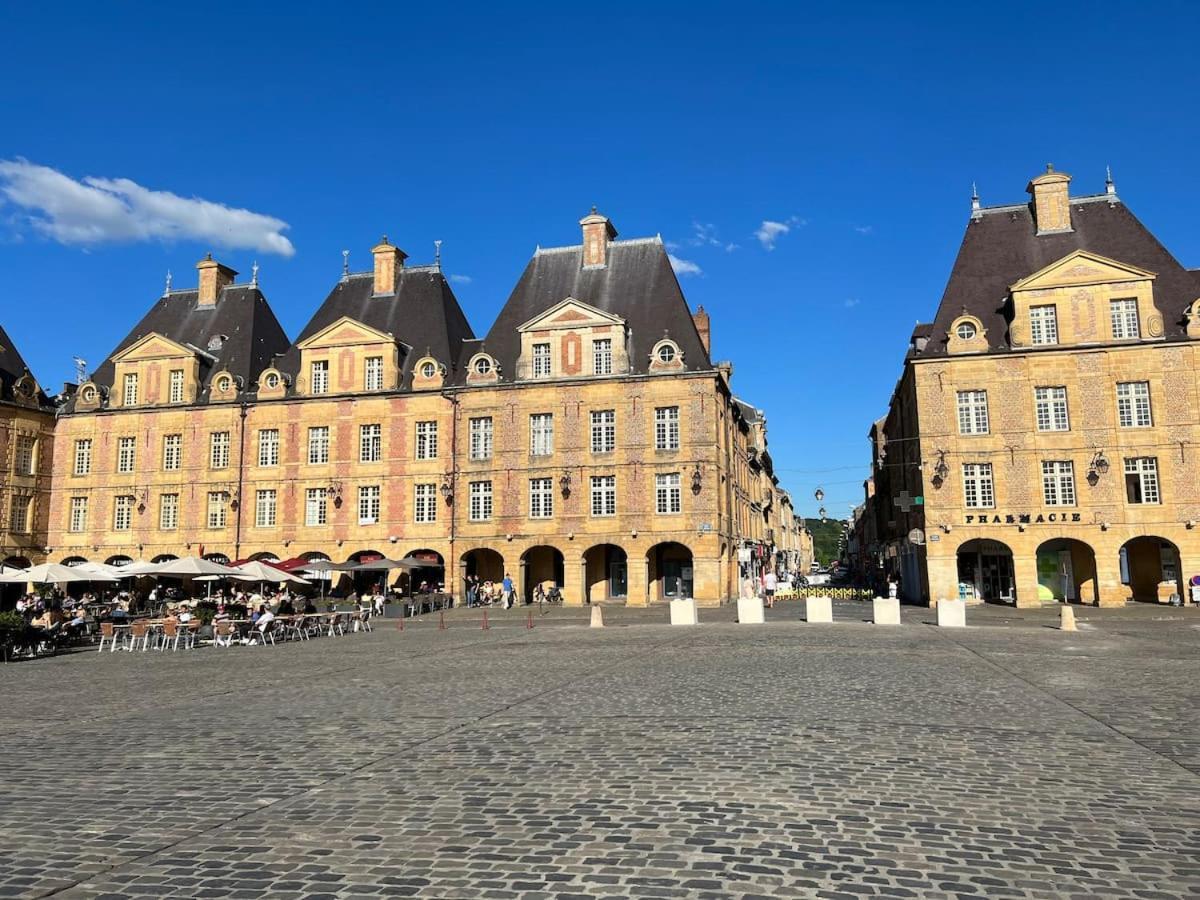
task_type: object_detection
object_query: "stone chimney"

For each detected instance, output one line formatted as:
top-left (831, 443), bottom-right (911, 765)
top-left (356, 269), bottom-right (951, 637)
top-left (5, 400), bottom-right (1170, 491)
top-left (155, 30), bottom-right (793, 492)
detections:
top-left (196, 254), bottom-right (237, 307)
top-left (580, 207), bottom-right (617, 267)
top-left (1027, 164), bottom-right (1073, 235)
top-left (692, 305), bottom-right (711, 354)
top-left (371, 236), bottom-right (408, 295)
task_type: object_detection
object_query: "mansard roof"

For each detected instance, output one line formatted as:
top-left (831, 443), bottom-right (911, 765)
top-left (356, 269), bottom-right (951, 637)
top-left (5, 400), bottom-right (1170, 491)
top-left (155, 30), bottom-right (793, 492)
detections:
top-left (917, 196), bottom-right (1200, 358)
top-left (473, 237), bottom-right (712, 381)
top-left (277, 267), bottom-right (474, 390)
top-left (0, 324), bottom-right (51, 409)
top-left (73, 284), bottom-right (290, 409)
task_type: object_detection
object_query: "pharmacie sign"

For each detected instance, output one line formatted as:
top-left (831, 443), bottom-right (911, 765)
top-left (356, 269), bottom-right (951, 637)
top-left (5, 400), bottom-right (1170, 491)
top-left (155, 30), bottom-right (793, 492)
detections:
top-left (964, 512), bottom-right (1083, 525)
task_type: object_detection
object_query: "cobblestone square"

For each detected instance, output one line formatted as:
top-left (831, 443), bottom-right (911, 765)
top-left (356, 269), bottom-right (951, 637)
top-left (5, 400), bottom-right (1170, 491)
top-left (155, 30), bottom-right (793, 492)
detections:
top-left (2, 601), bottom-right (1198, 899)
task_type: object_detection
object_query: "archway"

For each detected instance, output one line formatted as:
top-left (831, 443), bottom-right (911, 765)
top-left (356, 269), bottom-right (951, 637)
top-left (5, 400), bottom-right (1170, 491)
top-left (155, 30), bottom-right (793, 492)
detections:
top-left (203, 552), bottom-right (230, 565)
top-left (60, 555), bottom-right (89, 567)
top-left (346, 549), bottom-right (385, 594)
top-left (105, 554), bottom-right (134, 568)
top-left (647, 542), bottom-right (693, 601)
top-left (1120, 536), bottom-right (1183, 604)
top-left (461, 548), bottom-right (504, 590)
top-left (151, 553), bottom-right (178, 564)
top-left (521, 546), bottom-right (564, 602)
top-left (1, 556), bottom-right (32, 610)
top-left (402, 548), bottom-right (444, 595)
top-left (249, 551), bottom-right (280, 562)
top-left (583, 544), bottom-right (627, 604)
top-left (1036, 539), bottom-right (1098, 604)
top-left (955, 538), bottom-right (1016, 604)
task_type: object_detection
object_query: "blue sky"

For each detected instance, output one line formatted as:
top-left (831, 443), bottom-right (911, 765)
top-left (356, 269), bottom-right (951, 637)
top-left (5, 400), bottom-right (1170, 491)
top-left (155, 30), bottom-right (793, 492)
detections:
top-left (3, 2), bottom-right (1199, 517)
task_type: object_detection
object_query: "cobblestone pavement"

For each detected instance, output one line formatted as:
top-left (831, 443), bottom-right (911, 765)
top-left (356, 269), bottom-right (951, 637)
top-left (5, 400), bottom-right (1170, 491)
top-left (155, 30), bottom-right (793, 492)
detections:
top-left (2, 601), bottom-right (1198, 899)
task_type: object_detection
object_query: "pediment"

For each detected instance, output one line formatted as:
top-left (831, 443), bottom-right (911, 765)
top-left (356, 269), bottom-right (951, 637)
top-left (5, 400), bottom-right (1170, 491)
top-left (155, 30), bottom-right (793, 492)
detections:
top-left (518, 298), bottom-right (625, 332)
top-left (296, 316), bottom-right (396, 350)
top-left (112, 332), bottom-right (197, 363)
top-left (1011, 250), bottom-right (1157, 292)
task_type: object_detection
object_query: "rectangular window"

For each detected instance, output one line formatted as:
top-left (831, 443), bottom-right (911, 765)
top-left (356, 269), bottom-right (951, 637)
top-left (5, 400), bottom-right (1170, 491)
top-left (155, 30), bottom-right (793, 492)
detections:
top-left (310, 360), bottom-right (329, 394)
top-left (113, 495), bottom-right (134, 531)
top-left (530, 477), bottom-right (553, 519)
top-left (655, 406), bottom-right (681, 450)
top-left (532, 342), bottom-right (551, 378)
top-left (1041, 461), bottom-right (1076, 506)
top-left (1029, 305), bottom-right (1058, 346)
top-left (308, 426), bottom-right (330, 464)
top-left (469, 417), bottom-right (493, 461)
top-left (360, 423), bottom-right (382, 463)
top-left (162, 434), bottom-right (182, 471)
top-left (530, 413), bottom-right (554, 456)
top-left (255, 489), bottom-right (277, 527)
top-left (1116, 381), bottom-right (1152, 427)
top-left (123, 372), bottom-right (138, 406)
top-left (9, 495), bottom-right (29, 533)
top-left (210, 431), bottom-right (230, 469)
top-left (593, 338), bottom-right (612, 375)
top-left (206, 492), bottom-right (227, 528)
top-left (415, 483), bottom-right (438, 523)
top-left (956, 390), bottom-right (989, 435)
top-left (962, 463), bottom-right (994, 509)
top-left (591, 410), bottom-right (616, 453)
top-left (169, 369), bottom-right (184, 404)
top-left (1110, 298), bottom-right (1140, 340)
top-left (159, 493), bottom-right (179, 530)
top-left (358, 485), bottom-right (381, 524)
top-left (258, 429), bottom-right (279, 467)
top-left (74, 439), bottom-right (92, 476)
top-left (69, 496), bottom-right (88, 532)
top-left (1125, 457), bottom-right (1160, 504)
top-left (13, 435), bottom-right (35, 475)
top-left (305, 487), bottom-right (328, 526)
top-left (656, 472), bottom-right (682, 514)
top-left (415, 421), bottom-right (438, 459)
top-left (1034, 386), bottom-right (1070, 432)
top-left (590, 474), bottom-right (616, 517)
top-left (469, 480), bottom-right (493, 521)
top-left (117, 436), bottom-right (136, 473)
top-left (364, 356), bottom-right (384, 391)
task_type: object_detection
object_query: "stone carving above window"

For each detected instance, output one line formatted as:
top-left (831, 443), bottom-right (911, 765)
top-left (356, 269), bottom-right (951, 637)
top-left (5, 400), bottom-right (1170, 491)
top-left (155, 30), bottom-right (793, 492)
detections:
top-left (411, 355), bottom-right (446, 391)
top-left (946, 314), bottom-right (988, 355)
top-left (466, 351), bottom-right (500, 385)
top-left (256, 367), bottom-right (288, 398)
top-left (515, 298), bottom-right (628, 380)
top-left (210, 369), bottom-right (241, 402)
top-left (648, 337), bottom-right (684, 374)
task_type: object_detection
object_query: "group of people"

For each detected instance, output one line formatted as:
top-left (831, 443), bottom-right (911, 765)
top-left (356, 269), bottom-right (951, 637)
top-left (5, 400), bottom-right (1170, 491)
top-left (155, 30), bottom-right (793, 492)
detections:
top-left (464, 573), bottom-right (515, 608)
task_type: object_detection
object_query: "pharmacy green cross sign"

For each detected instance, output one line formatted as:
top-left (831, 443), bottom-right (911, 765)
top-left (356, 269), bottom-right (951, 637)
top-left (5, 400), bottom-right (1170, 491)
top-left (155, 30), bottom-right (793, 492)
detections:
top-left (893, 491), bottom-right (924, 513)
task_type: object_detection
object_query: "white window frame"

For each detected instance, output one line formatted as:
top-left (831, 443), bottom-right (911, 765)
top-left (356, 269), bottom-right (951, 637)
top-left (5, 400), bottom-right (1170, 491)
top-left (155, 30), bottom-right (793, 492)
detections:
top-left (74, 439), bottom-right (92, 476)
top-left (364, 356), bottom-right (384, 391)
top-left (962, 462), bottom-right (994, 509)
top-left (1116, 381), bottom-right (1152, 428)
top-left (1110, 298), bottom-right (1140, 340)
top-left (1124, 457), bottom-right (1160, 504)
top-left (310, 360), bottom-right (329, 395)
top-left (530, 477), bottom-right (553, 519)
top-left (415, 421), bottom-right (438, 460)
top-left (593, 338), bottom-right (613, 375)
top-left (159, 493), bottom-right (179, 531)
top-left (468, 480), bottom-right (493, 521)
top-left (1034, 386), bottom-right (1069, 432)
top-left (469, 417), bottom-right (493, 461)
top-left (415, 483), bottom-right (438, 523)
top-left (590, 474), bottom-right (616, 517)
top-left (168, 369), bottom-right (185, 404)
top-left (69, 496), bottom-right (88, 532)
top-left (357, 485), bottom-right (381, 525)
top-left (532, 342), bottom-right (551, 378)
top-left (210, 431), bottom-right (230, 469)
top-left (360, 423), bottom-right (382, 463)
top-left (591, 410), bottom-right (616, 453)
top-left (655, 472), bottom-right (682, 514)
top-left (956, 390), bottom-right (989, 435)
top-left (308, 426), bottom-right (330, 464)
top-left (305, 487), bottom-right (328, 526)
top-left (1029, 305), bottom-right (1059, 346)
top-left (113, 494), bottom-right (134, 531)
top-left (206, 492), bottom-right (227, 529)
top-left (255, 489), bottom-right (277, 527)
top-left (123, 372), bottom-right (138, 406)
top-left (258, 429), bottom-right (280, 467)
top-left (1041, 460), bottom-right (1076, 507)
top-left (117, 436), bottom-right (136, 474)
top-left (9, 495), bottom-right (29, 533)
top-left (530, 413), bottom-right (554, 456)
top-left (162, 434), bottom-right (182, 471)
top-left (14, 435), bottom-right (35, 476)
top-left (655, 406), bottom-right (680, 450)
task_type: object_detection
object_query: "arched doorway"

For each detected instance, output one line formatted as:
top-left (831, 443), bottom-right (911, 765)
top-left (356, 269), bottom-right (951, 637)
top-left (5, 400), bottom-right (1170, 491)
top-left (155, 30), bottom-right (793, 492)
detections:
top-left (1120, 536), bottom-right (1183, 604)
top-left (402, 549), bottom-right (444, 595)
top-left (151, 553), bottom-right (178, 564)
top-left (1036, 539), bottom-right (1098, 604)
top-left (60, 555), bottom-right (89, 567)
top-left (105, 554), bottom-right (134, 568)
top-left (956, 539), bottom-right (1015, 603)
top-left (521, 546), bottom-right (564, 602)
top-left (647, 542), bottom-right (693, 601)
top-left (346, 549), bottom-right (385, 594)
top-left (462, 548), bottom-right (504, 586)
top-left (203, 552), bottom-right (231, 565)
top-left (583, 544), bottom-right (627, 604)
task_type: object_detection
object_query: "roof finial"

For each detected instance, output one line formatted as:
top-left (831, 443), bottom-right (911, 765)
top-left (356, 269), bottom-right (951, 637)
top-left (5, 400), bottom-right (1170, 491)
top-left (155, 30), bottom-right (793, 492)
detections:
top-left (434, 239), bottom-right (442, 271)
top-left (970, 182), bottom-right (982, 221)
top-left (72, 357), bottom-right (87, 384)
top-left (591, 205), bottom-right (598, 214)
top-left (164, 270), bottom-right (172, 295)
top-left (341, 250), bottom-right (350, 281)
top-left (250, 261), bottom-right (259, 287)
top-left (1105, 164), bottom-right (1118, 203)
top-left (1046, 162), bottom-right (1054, 173)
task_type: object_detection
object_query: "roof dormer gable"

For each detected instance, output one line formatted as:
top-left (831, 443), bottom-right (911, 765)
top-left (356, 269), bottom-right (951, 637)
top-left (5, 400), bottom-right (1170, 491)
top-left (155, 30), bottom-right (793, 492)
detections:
top-left (1010, 250), bottom-right (1156, 292)
top-left (295, 316), bottom-right (398, 351)
top-left (111, 332), bottom-right (200, 365)
top-left (517, 297), bottom-right (626, 333)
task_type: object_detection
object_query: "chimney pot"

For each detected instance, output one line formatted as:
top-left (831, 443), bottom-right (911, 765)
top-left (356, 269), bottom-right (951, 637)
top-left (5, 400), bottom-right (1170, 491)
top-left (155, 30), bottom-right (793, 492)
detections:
top-left (195, 255), bottom-right (237, 307)
top-left (371, 237), bottom-right (408, 295)
top-left (1026, 165), bottom-right (1073, 235)
top-left (580, 208), bottom-right (617, 267)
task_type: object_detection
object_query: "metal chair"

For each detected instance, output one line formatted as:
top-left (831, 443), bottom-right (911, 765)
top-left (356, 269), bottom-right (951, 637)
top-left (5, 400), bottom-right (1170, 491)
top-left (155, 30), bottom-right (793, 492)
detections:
top-left (128, 621), bottom-right (151, 652)
top-left (97, 621), bottom-right (123, 653)
top-left (160, 620), bottom-right (181, 651)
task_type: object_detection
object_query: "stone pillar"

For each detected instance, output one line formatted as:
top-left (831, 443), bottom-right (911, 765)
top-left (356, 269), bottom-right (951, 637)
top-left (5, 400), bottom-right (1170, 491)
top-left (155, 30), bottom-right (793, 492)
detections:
top-left (1012, 553), bottom-right (1040, 608)
top-left (563, 558), bottom-right (586, 607)
top-left (925, 549), bottom-right (959, 608)
top-left (628, 556), bottom-right (650, 607)
top-left (1093, 549), bottom-right (1127, 608)
top-left (518, 558), bottom-right (528, 604)
top-left (693, 556), bottom-right (721, 607)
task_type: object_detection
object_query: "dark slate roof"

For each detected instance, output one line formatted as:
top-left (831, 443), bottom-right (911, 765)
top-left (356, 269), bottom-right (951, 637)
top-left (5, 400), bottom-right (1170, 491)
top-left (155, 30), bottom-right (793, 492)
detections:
top-left (0, 324), bottom-right (50, 408)
top-left (474, 238), bottom-right (712, 381)
top-left (72, 285), bottom-right (290, 410)
top-left (917, 196), bottom-right (1200, 358)
top-left (277, 267), bottom-right (474, 389)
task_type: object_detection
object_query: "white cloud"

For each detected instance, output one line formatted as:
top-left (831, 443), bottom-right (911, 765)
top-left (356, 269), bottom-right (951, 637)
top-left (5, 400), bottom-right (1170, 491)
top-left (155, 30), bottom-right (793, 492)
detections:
top-left (669, 254), bottom-right (703, 277)
top-left (0, 158), bottom-right (295, 256)
top-left (844, 298), bottom-right (860, 308)
top-left (754, 215), bottom-right (805, 250)
top-left (449, 274), bottom-right (472, 284)
top-left (854, 225), bottom-right (874, 235)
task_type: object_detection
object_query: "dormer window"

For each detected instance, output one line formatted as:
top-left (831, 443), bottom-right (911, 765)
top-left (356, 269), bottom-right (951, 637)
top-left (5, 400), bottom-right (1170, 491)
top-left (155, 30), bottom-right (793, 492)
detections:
top-left (81, 386), bottom-right (97, 404)
top-left (215, 374), bottom-right (233, 393)
top-left (593, 339), bottom-right (612, 375)
top-left (474, 357), bottom-right (492, 376)
top-left (420, 361), bottom-right (436, 379)
top-left (364, 356), bottom-right (383, 391)
top-left (311, 360), bottom-right (329, 394)
top-left (656, 344), bottom-right (677, 363)
top-left (1110, 298), bottom-right (1140, 340)
top-left (955, 322), bottom-right (977, 340)
top-left (1029, 305), bottom-right (1058, 346)
top-left (123, 372), bottom-right (139, 406)
top-left (264, 373), bottom-right (280, 390)
top-left (169, 369), bottom-right (185, 403)
top-left (532, 343), bottom-right (551, 378)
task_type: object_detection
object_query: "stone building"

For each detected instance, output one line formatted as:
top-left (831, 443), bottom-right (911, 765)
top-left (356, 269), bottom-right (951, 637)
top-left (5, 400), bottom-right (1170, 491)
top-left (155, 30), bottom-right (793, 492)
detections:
top-left (39, 210), bottom-right (793, 605)
top-left (870, 165), bottom-right (1200, 607)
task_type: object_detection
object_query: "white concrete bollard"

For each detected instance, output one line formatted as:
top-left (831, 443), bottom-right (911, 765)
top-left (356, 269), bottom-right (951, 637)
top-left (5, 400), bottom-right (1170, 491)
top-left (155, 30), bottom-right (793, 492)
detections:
top-left (669, 598), bottom-right (699, 625)
top-left (873, 597), bottom-right (901, 625)
top-left (937, 598), bottom-right (966, 628)
top-left (736, 596), bottom-right (766, 624)
top-left (805, 595), bottom-right (833, 623)
top-left (590, 605), bottom-right (604, 628)
top-left (1060, 605), bottom-right (1077, 632)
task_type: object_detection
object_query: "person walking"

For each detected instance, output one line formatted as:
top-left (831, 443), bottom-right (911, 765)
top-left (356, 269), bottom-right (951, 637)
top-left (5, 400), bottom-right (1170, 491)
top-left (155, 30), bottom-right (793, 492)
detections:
top-left (764, 570), bottom-right (777, 608)
top-left (502, 573), bottom-right (514, 609)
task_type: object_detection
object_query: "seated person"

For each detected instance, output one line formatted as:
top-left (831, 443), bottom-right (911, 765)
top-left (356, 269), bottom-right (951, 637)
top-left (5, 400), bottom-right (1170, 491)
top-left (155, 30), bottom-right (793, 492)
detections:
top-left (177, 603), bottom-right (194, 624)
top-left (302, 597), bottom-right (318, 614)
top-left (277, 596), bottom-right (295, 615)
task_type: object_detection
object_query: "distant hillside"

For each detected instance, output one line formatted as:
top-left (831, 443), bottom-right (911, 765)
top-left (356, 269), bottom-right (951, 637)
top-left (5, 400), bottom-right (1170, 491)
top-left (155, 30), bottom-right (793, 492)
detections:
top-left (807, 518), bottom-right (846, 566)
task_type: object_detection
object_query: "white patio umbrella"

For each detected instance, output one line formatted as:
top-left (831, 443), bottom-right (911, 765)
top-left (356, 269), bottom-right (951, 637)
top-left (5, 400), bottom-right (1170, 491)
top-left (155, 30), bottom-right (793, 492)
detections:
top-left (145, 556), bottom-right (241, 577)
top-left (232, 560), bottom-right (310, 584)
top-left (0, 562), bottom-right (118, 584)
